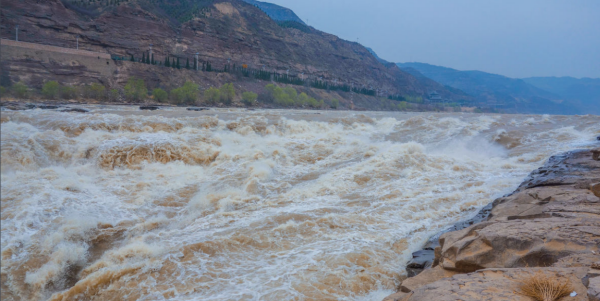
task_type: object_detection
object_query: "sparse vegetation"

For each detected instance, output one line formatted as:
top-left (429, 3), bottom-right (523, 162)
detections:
top-left (241, 91), bottom-right (258, 106)
top-left (518, 272), bottom-right (573, 301)
top-left (204, 83), bottom-right (235, 105)
top-left (61, 86), bottom-right (78, 99)
top-left (330, 98), bottom-right (339, 109)
top-left (0, 86), bottom-right (6, 97)
top-left (124, 77), bottom-right (148, 101)
top-left (88, 83), bottom-right (106, 100)
top-left (42, 81), bottom-right (60, 99)
top-left (204, 87), bottom-right (221, 104)
top-left (152, 88), bottom-right (168, 103)
top-left (109, 89), bottom-right (120, 101)
top-left (264, 84), bottom-right (324, 108)
top-left (170, 82), bottom-right (199, 104)
top-left (12, 82), bottom-right (28, 98)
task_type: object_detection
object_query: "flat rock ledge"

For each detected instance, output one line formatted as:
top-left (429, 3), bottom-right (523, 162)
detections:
top-left (384, 147), bottom-right (600, 301)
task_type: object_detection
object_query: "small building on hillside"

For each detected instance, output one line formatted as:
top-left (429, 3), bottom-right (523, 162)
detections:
top-left (428, 91), bottom-right (442, 102)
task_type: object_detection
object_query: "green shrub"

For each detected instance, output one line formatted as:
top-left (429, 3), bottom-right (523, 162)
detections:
top-left (330, 98), bottom-right (339, 109)
top-left (124, 77), bottom-right (147, 101)
top-left (241, 91), bottom-right (258, 106)
top-left (0, 86), bottom-right (7, 97)
top-left (264, 84), bottom-right (320, 108)
top-left (90, 83), bottom-right (106, 100)
top-left (405, 96), bottom-right (423, 104)
top-left (170, 82), bottom-right (199, 104)
top-left (60, 86), bottom-right (78, 99)
top-left (204, 87), bottom-right (221, 104)
top-left (153, 88), bottom-right (168, 103)
top-left (12, 82), bottom-right (28, 98)
top-left (219, 83), bottom-right (235, 105)
top-left (397, 101), bottom-right (408, 110)
top-left (109, 89), bottom-right (120, 101)
top-left (42, 81), bottom-right (60, 99)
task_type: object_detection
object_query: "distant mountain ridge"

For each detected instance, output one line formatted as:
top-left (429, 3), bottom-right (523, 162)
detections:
top-left (523, 77), bottom-right (600, 114)
top-left (396, 62), bottom-right (584, 114)
top-left (242, 0), bottom-right (305, 24)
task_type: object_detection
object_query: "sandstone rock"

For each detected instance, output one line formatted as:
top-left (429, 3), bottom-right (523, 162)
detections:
top-left (406, 249), bottom-right (435, 277)
top-left (553, 253), bottom-right (600, 269)
top-left (403, 268), bottom-right (589, 301)
top-left (399, 265), bottom-right (459, 293)
top-left (516, 149), bottom-right (600, 193)
top-left (590, 276), bottom-right (600, 301)
top-left (382, 291), bottom-right (409, 301)
top-left (436, 149), bottom-right (600, 273)
top-left (438, 216), bottom-right (600, 272)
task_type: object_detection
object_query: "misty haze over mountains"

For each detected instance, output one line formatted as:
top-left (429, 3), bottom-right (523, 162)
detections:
top-left (395, 62), bottom-right (600, 115)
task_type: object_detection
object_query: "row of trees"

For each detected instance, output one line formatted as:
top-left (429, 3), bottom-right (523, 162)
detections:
top-left (262, 84), bottom-right (337, 109)
top-left (123, 53), bottom-right (379, 97)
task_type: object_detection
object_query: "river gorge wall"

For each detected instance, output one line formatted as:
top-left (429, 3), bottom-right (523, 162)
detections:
top-left (385, 146), bottom-right (600, 301)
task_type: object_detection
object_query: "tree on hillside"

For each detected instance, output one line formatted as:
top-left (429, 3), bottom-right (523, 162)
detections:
top-left (151, 54), bottom-right (155, 65)
top-left (186, 58), bottom-right (190, 69)
top-left (152, 88), bottom-right (168, 102)
top-left (172, 58), bottom-right (176, 69)
top-left (242, 91), bottom-right (257, 106)
top-left (165, 56), bottom-right (170, 67)
top-left (219, 83), bottom-right (235, 105)
top-left (130, 54), bottom-right (135, 62)
top-left (142, 53), bottom-right (146, 64)
top-left (42, 81), bottom-right (60, 99)
top-left (176, 58), bottom-right (181, 69)
top-left (124, 77), bottom-right (148, 101)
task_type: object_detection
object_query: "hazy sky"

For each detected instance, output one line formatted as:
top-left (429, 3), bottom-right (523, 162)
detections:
top-left (264, 0), bottom-right (600, 78)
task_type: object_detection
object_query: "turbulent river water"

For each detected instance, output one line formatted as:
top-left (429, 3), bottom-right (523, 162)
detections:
top-left (1, 106), bottom-right (599, 301)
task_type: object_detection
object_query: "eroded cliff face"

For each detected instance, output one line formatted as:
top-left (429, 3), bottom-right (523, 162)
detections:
top-left (0, 0), bottom-right (466, 101)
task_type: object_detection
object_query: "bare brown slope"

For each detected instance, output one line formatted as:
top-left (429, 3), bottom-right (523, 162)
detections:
top-left (0, 0), bottom-right (468, 102)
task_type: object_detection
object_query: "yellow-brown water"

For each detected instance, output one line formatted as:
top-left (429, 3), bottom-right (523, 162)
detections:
top-left (1, 107), bottom-right (599, 300)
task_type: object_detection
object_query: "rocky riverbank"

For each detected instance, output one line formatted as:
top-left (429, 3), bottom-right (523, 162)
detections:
top-left (385, 147), bottom-right (600, 301)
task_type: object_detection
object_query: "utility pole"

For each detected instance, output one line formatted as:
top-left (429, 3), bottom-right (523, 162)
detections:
top-left (15, 25), bottom-right (18, 41)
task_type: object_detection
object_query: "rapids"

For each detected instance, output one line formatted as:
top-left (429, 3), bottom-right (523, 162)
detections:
top-left (1, 106), bottom-right (599, 301)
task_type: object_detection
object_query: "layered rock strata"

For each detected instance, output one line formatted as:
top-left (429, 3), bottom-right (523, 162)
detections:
top-left (386, 147), bottom-right (600, 301)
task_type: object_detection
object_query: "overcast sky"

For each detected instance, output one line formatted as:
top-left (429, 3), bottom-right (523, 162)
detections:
top-left (264, 0), bottom-right (600, 78)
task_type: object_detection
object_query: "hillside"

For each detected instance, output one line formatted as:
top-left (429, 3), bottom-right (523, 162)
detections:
top-left (397, 62), bottom-right (581, 114)
top-left (241, 0), bottom-right (305, 24)
top-left (523, 77), bottom-right (600, 115)
top-left (0, 0), bottom-right (470, 110)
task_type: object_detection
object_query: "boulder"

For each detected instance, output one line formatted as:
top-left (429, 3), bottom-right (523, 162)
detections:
top-left (187, 107), bottom-right (209, 111)
top-left (60, 108), bottom-right (89, 113)
top-left (382, 291), bottom-right (409, 301)
top-left (403, 268), bottom-right (589, 301)
top-left (593, 148), bottom-right (600, 161)
top-left (438, 216), bottom-right (600, 272)
top-left (406, 249), bottom-right (435, 277)
top-left (400, 265), bottom-right (459, 293)
top-left (589, 276), bottom-right (600, 301)
top-left (139, 106), bottom-right (159, 110)
top-left (516, 149), bottom-right (600, 193)
top-left (436, 149), bottom-right (600, 273)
